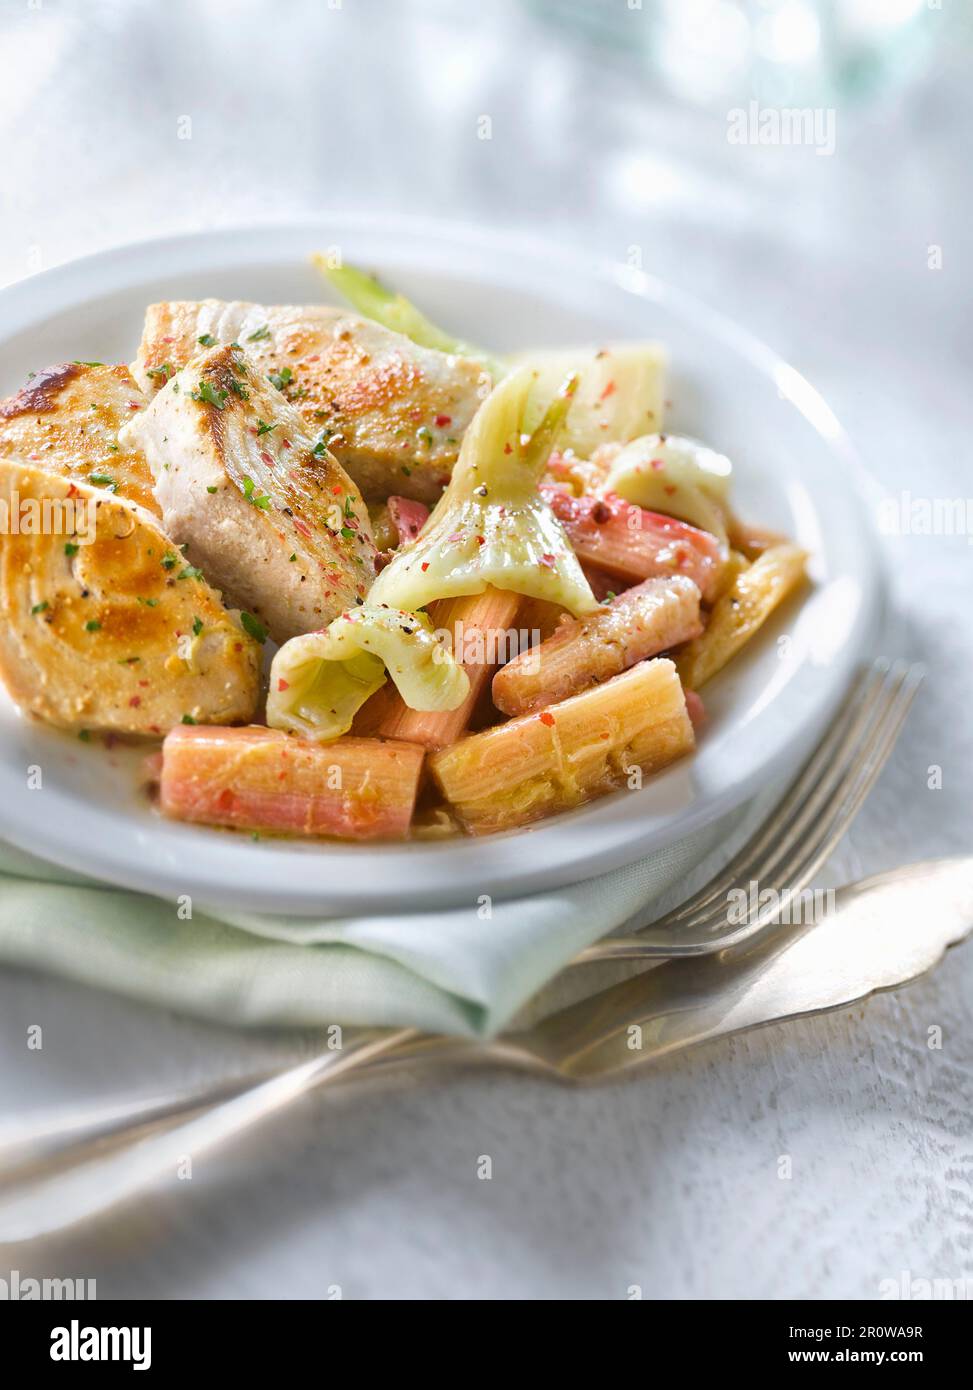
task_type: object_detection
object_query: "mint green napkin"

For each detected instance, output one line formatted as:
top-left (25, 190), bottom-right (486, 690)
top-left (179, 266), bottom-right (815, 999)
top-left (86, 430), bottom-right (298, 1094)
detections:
top-left (0, 799), bottom-right (768, 1037)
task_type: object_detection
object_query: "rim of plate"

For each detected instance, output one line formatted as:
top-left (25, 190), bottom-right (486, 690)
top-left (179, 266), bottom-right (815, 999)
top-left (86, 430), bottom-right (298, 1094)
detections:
top-left (0, 217), bottom-right (884, 914)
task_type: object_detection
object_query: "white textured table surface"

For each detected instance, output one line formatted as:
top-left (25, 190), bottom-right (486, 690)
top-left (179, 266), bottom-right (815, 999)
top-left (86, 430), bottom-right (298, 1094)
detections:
top-left (0, 0), bottom-right (970, 1299)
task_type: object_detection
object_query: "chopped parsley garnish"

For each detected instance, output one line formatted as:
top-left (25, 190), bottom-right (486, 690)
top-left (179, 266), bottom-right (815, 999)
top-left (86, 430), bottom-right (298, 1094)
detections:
top-left (146, 362), bottom-right (174, 381)
top-left (178, 565), bottom-right (204, 580)
top-left (241, 476), bottom-right (272, 510)
top-left (268, 366), bottom-right (293, 391)
top-left (85, 619), bottom-right (101, 632)
top-left (240, 611), bottom-right (268, 644)
top-left (340, 526), bottom-right (356, 541)
top-left (288, 552), bottom-right (297, 562)
top-left (31, 601), bottom-right (49, 615)
top-left (197, 334), bottom-right (217, 347)
top-left (78, 729), bottom-right (91, 742)
top-left (161, 552), bottom-right (178, 570)
top-left (256, 419), bottom-right (276, 436)
top-left (247, 325), bottom-right (271, 342)
top-left (88, 473), bottom-right (118, 491)
top-left (228, 377), bottom-right (249, 400)
top-left (312, 428), bottom-right (335, 457)
top-left (191, 380), bottom-right (228, 410)
top-left (138, 597), bottom-right (159, 607)
top-left (192, 615), bottom-right (203, 636)
top-left (344, 495), bottom-right (354, 518)
top-left (181, 713), bottom-right (197, 725)
top-left (73, 360), bottom-right (104, 367)
top-left (64, 542), bottom-right (79, 557)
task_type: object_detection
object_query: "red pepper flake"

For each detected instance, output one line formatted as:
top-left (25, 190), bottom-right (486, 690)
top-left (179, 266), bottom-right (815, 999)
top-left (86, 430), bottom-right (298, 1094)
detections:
top-left (503, 442), bottom-right (513, 455)
top-left (421, 561), bottom-right (430, 571)
top-left (128, 695), bottom-right (141, 708)
top-left (281, 438), bottom-right (291, 449)
top-left (435, 414), bottom-right (452, 427)
top-left (475, 535), bottom-right (486, 546)
top-left (305, 355), bottom-right (320, 363)
top-left (260, 451), bottom-right (273, 465)
top-left (332, 486), bottom-right (342, 495)
top-left (539, 553), bottom-right (556, 568)
top-left (138, 679), bottom-right (149, 688)
top-left (277, 678), bottom-right (290, 692)
top-left (599, 380), bottom-right (616, 400)
top-left (651, 458), bottom-right (665, 470)
top-left (127, 401), bottom-right (141, 410)
top-left (161, 336), bottom-right (175, 344)
top-left (539, 711), bottom-right (555, 727)
top-left (664, 484), bottom-right (677, 495)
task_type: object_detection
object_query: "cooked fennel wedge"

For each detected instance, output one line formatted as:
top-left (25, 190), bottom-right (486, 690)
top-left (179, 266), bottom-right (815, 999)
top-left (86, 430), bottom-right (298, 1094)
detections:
top-left (267, 605), bottom-right (469, 742)
top-left (602, 434), bottom-right (733, 540)
top-left (366, 366), bottom-right (598, 617)
top-left (313, 257), bottom-right (504, 379)
top-left (511, 343), bottom-right (667, 458)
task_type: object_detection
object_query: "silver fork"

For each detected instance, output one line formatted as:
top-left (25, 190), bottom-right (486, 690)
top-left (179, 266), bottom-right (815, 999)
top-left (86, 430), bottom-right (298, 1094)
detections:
top-left (579, 658), bottom-right (923, 960)
top-left (0, 660), bottom-right (924, 1238)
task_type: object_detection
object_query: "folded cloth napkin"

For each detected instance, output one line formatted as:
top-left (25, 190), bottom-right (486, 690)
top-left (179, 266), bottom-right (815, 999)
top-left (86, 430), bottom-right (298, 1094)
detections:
top-left (0, 793), bottom-right (774, 1037)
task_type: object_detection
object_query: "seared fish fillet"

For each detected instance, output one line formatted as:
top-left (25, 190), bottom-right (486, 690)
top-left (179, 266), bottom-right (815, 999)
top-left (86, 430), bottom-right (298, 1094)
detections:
top-left (120, 344), bottom-right (377, 644)
top-left (132, 300), bottom-right (490, 504)
top-left (0, 362), bottom-right (159, 517)
top-left (0, 459), bottom-right (261, 735)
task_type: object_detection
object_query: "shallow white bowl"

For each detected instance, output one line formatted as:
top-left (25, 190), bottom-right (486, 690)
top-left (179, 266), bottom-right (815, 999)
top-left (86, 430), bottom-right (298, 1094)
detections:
top-left (0, 218), bottom-right (882, 913)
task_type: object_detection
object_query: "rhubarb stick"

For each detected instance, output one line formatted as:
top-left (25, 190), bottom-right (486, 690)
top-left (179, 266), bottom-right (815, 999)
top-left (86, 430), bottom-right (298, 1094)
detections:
top-left (160, 725), bottom-right (425, 841)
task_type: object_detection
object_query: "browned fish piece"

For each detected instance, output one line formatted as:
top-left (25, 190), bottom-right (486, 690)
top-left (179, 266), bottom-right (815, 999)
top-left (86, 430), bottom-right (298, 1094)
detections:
top-left (0, 362), bottom-right (159, 517)
top-left (121, 344), bottom-right (377, 644)
top-left (0, 458), bottom-right (261, 735)
top-left (132, 300), bottom-right (492, 504)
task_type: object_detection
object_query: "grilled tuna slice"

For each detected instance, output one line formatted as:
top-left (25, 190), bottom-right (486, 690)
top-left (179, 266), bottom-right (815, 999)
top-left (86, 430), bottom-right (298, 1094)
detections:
top-left (132, 300), bottom-right (491, 503)
top-left (0, 458), bottom-right (261, 735)
top-left (120, 344), bottom-right (377, 645)
top-left (0, 362), bottom-right (159, 517)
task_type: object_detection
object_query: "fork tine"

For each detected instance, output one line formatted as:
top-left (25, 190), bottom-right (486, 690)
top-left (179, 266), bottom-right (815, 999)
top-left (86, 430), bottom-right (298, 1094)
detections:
top-left (749, 664), bottom-right (923, 933)
top-left (654, 659), bottom-right (891, 928)
top-left (674, 661), bottom-right (913, 933)
top-left (575, 660), bottom-right (920, 962)
top-left (672, 662), bottom-right (921, 949)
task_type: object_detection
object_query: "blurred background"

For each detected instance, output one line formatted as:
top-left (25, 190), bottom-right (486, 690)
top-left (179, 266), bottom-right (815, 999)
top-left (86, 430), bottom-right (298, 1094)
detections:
top-left (1, 0), bottom-right (971, 1299)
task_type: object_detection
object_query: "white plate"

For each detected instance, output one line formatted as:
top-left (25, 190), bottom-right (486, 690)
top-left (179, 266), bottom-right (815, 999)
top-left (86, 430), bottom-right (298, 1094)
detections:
top-left (0, 218), bottom-right (882, 914)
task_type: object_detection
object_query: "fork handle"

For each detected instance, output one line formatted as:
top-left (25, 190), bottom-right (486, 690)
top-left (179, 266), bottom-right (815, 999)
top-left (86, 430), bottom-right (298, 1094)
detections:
top-left (0, 1028), bottom-right (417, 1244)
